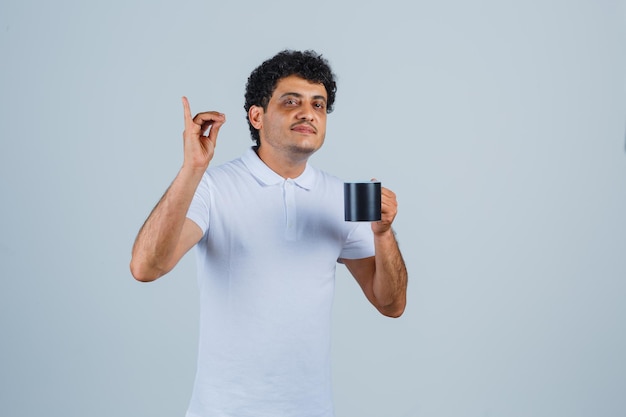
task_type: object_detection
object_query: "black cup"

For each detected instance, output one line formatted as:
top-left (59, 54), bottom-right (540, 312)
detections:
top-left (344, 181), bottom-right (381, 222)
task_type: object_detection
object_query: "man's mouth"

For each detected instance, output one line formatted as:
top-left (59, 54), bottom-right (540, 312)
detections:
top-left (291, 122), bottom-right (317, 134)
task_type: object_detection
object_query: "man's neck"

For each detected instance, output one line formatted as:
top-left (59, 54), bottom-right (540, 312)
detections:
top-left (255, 146), bottom-right (310, 179)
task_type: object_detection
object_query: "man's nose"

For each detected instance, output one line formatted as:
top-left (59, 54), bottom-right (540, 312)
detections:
top-left (296, 104), bottom-right (315, 121)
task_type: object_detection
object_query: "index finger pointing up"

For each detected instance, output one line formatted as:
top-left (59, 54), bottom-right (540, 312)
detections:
top-left (182, 96), bottom-right (193, 124)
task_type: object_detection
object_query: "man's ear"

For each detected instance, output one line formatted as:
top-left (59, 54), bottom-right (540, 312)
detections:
top-left (248, 105), bottom-right (263, 130)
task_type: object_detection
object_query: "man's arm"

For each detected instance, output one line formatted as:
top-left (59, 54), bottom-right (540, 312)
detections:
top-left (130, 171), bottom-right (205, 282)
top-left (342, 186), bottom-right (408, 317)
top-left (130, 97), bottom-right (225, 282)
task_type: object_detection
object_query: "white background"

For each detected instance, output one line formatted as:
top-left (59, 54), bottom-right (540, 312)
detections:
top-left (1, 1), bottom-right (625, 416)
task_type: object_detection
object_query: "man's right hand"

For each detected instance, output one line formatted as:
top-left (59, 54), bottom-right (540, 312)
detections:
top-left (182, 96), bottom-right (226, 171)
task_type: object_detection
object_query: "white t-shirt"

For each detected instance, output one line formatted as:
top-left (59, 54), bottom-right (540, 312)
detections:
top-left (185, 148), bottom-right (374, 417)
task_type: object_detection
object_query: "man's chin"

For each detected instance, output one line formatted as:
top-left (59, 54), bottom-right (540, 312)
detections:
top-left (288, 143), bottom-right (320, 156)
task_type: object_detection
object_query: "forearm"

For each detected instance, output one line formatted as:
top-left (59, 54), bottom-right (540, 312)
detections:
top-left (372, 229), bottom-right (408, 317)
top-left (130, 166), bottom-right (204, 281)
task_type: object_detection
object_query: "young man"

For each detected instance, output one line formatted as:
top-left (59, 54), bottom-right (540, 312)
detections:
top-left (130, 50), bottom-right (407, 417)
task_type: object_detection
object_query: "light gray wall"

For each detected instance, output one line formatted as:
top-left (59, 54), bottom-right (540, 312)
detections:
top-left (1, 1), bottom-right (625, 416)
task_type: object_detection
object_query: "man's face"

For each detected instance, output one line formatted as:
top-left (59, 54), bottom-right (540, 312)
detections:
top-left (253, 75), bottom-right (328, 158)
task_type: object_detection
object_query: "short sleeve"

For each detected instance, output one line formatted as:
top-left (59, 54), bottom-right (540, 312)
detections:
top-left (339, 222), bottom-right (375, 260)
top-left (186, 172), bottom-right (211, 235)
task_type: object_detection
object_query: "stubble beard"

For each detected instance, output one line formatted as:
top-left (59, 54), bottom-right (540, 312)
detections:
top-left (260, 127), bottom-right (325, 163)
top-left (286, 142), bottom-right (318, 156)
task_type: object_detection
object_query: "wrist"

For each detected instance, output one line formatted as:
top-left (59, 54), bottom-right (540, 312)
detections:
top-left (180, 163), bottom-right (208, 177)
top-left (177, 164), bottom-right (207, 187)
top-left (372, 226), bottom-right (396, 239)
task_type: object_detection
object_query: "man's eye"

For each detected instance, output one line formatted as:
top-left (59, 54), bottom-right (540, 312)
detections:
top-left (285, 99), bottom-right (298, 106)
top-left (314, 102), bottom-right (325, 109)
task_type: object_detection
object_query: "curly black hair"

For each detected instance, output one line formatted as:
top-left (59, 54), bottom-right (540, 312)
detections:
top-left (244, 49), bottom-right (337, 145)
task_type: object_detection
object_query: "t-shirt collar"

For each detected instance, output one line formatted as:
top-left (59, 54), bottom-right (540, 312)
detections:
top-left (242, 147), bottom-right (316, 190)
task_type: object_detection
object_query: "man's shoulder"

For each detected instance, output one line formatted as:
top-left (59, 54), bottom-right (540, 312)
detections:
top-left (205, 154), bottom-right (247, 178)
top-left (308, 165), bottom-right (345, 189)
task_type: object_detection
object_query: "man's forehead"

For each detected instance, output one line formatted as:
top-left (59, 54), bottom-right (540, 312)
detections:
top-left (273, 75), bottom-right (327, 98)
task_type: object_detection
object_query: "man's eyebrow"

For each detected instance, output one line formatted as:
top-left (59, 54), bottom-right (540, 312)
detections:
top-left (279, 92), bottom-right (327, 102)
top-left (279, 92), bottom-right (301, 100)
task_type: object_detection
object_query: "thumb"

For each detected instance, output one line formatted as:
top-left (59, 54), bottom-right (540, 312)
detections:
top-left (207, 117), bottom-right (226, 142)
